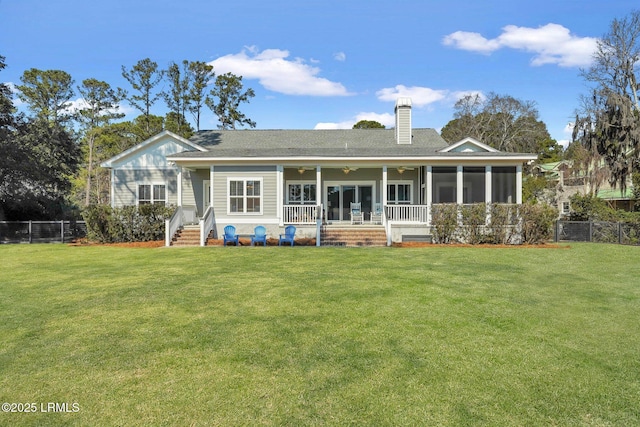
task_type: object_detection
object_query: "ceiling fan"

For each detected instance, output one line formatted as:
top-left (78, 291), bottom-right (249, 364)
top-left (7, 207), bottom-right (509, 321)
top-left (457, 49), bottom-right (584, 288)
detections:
top-left (396, 166), bottom-right (415, 174)
top-left (296, 166), bottom-right (315, 174)
top-left (342, 166), bottom-right (359, 174)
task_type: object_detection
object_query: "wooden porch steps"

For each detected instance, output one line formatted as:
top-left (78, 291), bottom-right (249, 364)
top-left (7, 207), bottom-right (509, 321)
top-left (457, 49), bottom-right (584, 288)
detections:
top-left (171, 225), bottom-right (202, 246)
top-left (321, 226), bottom-right (387, 247)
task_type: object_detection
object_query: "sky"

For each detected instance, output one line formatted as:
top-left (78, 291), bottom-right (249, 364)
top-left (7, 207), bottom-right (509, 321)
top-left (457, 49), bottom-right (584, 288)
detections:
top-left (0, 0), bottom-right (637, 147)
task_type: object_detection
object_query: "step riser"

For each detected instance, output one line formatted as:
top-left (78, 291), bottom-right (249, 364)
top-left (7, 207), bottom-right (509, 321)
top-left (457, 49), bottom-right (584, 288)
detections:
top-left (321, 230), bottom-right (387, 247)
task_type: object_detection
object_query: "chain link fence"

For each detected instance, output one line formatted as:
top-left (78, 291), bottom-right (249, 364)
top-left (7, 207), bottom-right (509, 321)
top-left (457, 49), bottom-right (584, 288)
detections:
top-left (0, 221), bottom-right (87, 244)
top-left (555, 220), bottom-right (640, 245)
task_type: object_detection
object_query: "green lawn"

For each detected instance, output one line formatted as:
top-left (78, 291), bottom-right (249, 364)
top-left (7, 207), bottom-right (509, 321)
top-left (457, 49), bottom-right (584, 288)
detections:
top-left (1, 243), bottom-right (639, 426)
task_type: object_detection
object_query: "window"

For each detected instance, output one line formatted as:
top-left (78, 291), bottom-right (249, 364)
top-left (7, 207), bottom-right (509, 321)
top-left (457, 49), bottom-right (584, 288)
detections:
top-left (463, 167), bottom-right (486, 203)
top-left (228, 179), bottom-right (262, 214)
top-left (138, 184), bottom-right (166, 205)
top-left (387, 182), bottom-right (412, 204)
top-left (562, 201), bottom-right (570, 214)
top-left (491, 167), bottom-right (516, 203)
top-left (432, 167), bottom-right (457, 203)
top-left (287, 183), bottom-right (317, 204)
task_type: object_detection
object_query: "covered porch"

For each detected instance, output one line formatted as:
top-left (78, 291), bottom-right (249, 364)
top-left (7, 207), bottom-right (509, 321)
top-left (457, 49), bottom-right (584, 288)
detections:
top-left (167, 163), bottom-right (523, 246)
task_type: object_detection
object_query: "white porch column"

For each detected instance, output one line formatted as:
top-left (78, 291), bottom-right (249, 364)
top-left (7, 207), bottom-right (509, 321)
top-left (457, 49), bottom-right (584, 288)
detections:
top-left (485, 166), bottom-right (492, 225)
top-left (382, 166), bottom-right (388, 225)
top-left (209, 165), bottom-right (214, 207)
top-left (516, 165), bottom-right (523, 204)
top-left (110, 169), bottom-right (115, 208)
top-left (277, 165), bottom-right (284, 226)
top-left (426, 166), bottom-right (432, 225)
top-left (382, 165), bottom-right (388, 204)
top-left (316, 166), bottom-right (322, 204)
top-left (316, 166), bottom-right (322, 247)
top-left (177, 167), bottom-right (183, 207)
top-left (485, 166), bottom-right (492, 204)
top-left (456, 165), bottom-right (463, 204)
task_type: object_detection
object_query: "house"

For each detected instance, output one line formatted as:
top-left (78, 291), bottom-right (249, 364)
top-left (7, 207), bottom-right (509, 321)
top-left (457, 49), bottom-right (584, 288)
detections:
top-left (101, 98), bottom-right (537, 246)
top-left (534, 159), bottom-right (637, 216)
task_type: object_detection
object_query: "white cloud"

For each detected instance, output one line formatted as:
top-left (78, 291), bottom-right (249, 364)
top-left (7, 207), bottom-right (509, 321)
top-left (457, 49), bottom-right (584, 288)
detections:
top-left (4, 82), bottom-right (26, 107)
top-left (314, 112), bottom-right (395, 130)
top-left (376, 85), bottom-right (448, 107)
top-left (333, 52), bottom-right (346, 62)
top-left (443, 23), bottom-right (598, 67)
top-left (209, 47), bottom-right (352, 96)
top-left (64, 98), bottom-right (134, 117)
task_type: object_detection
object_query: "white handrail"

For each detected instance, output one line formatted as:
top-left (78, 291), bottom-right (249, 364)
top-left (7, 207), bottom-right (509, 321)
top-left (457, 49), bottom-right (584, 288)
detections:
top-left (165, 206), bottom-right (183, 247)
top-left (199, 206), bottom-right (215, 246)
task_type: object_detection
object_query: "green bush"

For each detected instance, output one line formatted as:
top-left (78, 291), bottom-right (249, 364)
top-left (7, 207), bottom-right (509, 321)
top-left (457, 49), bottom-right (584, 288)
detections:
top-left (520, 203), bottom-right (558, 244)
top-left (486, 204), bottom-right (518, 244)
top-left (431, 204), bottom-right (459, 244)
top-left (460, 203), bottom-right (487, 244)
top-left (83, 204), bottom-right (176, 243)
top-left (568, 193), bottom-right (617, 221)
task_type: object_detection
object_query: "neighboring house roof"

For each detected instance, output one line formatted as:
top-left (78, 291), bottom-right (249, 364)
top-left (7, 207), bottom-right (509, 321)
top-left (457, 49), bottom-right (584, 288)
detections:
top-left (597, 187), bottom-right (635, 200)
top-left (165, 129), bottom-right (535, 162)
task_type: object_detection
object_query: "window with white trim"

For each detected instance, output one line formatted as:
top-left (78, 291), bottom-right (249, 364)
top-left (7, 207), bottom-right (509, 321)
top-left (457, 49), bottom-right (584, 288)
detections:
top-left (562, 201), bottom-right (570, 215)
top-left (387, 182), bottom-right (412, 204)
top-left (287, 182), bottom-right (317, 204)
top-left (228, 178), bottom-right (262, 214)
top-left (138, 184), bottom-right (166, 205)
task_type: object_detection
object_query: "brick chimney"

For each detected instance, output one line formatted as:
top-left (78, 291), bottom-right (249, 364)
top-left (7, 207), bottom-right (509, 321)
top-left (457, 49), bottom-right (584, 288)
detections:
top-left (395, 97), bottom-right (412, 144)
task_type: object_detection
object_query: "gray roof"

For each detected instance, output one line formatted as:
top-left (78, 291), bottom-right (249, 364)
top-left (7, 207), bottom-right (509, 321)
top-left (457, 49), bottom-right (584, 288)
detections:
top-left (178, 128), bottom-right (450, 158)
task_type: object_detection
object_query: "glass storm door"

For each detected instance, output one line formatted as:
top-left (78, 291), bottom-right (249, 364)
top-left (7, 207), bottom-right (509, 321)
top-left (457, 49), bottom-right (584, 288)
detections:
top-left (325, 184), bottom-right (373, 221)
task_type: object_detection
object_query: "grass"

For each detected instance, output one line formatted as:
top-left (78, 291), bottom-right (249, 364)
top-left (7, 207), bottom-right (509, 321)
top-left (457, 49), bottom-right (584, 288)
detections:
top-left (0, 243), bottom-right (639, 426)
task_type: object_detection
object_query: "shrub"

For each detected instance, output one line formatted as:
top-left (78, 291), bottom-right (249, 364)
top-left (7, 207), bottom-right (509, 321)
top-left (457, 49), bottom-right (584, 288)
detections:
top-left (83, 204), bottom-right (113, 243)
top-left (486, 204), bottom-right (518, 244)
top-left (431, 204), bottom-right (459, 244)
top-left (460, 203), bottom-right (487, 244)
top-left (520, 203), bottom-right (557, 244)
top-left (568, 193), bottom-right (617, 221)
top-left (83, 204), bottom-right (176, 243)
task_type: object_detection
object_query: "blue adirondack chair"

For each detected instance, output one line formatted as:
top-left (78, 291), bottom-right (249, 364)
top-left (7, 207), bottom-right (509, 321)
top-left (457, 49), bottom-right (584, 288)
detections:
top-left (223, 225), bottom-right (239, 246)
top-left (278, 225), bottom-right (296, 246)
top-left (251, 225), bottom-right (267, 246)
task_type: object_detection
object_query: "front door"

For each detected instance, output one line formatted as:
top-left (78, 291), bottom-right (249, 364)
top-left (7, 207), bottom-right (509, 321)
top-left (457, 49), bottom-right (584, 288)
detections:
top-left (325, 183), bottom-right (374, 222)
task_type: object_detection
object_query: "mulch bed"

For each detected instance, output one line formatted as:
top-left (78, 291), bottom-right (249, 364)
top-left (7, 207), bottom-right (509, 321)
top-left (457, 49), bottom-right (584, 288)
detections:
top-left (70, 239), bottom-right (567, 249)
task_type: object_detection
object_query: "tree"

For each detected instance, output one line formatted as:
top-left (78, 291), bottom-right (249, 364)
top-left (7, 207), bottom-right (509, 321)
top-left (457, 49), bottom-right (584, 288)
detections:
top-left (206, 72), bottom-right (256, 130)
top-left (163, 60), bottom-right (191, 134)
top-left (536, 137), bottom-right (564, 163)
top-left (2, 118), bottom-right (80, 219)
top-left (119, 58), bottom-right (164, 134)
top-left (0, 55), bottom-right (20, 220)
top-left (441, 92), bottom-right (552, 154)
top-left (574, 10), bottom-right (640, 193)
top-left (16, 68), bottom-right (74, 124)
top-left (164, 112), bottom-right (194, 138)
top-left (0, 55), bottom-right (13, 129)
top-left (77, 78), bottom-right (123, 205)
top-left (187, 61), bottom-right (214, 131)
top-left (353, 120), bottom-right (385, 129)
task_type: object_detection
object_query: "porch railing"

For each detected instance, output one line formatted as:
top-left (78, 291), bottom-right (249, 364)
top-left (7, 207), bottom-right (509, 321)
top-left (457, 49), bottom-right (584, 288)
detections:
top-left (165, 206), bottom-right (183, 247)
top-left (283, 204), bottom-right (321, 224)
top-left (385, 204), bottom-right (429, 223)
top-left (200, 206), bottom-right (215, 246)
